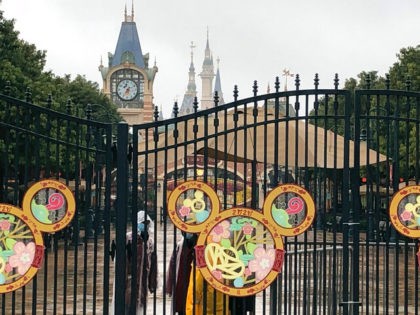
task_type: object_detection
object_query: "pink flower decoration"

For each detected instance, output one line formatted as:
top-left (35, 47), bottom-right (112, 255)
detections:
top-left (248, 247), bottom-right (276, 281)
top-left (244, 267), bottom-right (252, 277)
top-left (9, 242), bottom-right (36, 275)
top-left (400, 210), bottom-right (413, 221)
top-left (4, 263), bottom-right (12, 273)
top-left (212, 269), bottom-right (223, 280)
top-left (179, 206), bottom-right (191, 217)
top-left (210, 220), bottom-right (231, 242)
top-left (0, 220), bottom-right (11, 231)
top-left (242, 223), bottom-right (254, 235)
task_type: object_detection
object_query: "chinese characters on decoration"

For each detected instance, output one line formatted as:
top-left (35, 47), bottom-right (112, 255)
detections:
top-left (389, 185), bottom-right (420, 266)
top-left (168, 180), bottom-right (316, 296)
top-left (0, 180), bottom-right (75, 293)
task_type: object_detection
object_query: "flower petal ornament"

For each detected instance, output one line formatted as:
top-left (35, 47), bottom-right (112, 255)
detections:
top-left (168, 180), bottom-right (316, 297)
top-left (0, 179), bottom-right (76, 293)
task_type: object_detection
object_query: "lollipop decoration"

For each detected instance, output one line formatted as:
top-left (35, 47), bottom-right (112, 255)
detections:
top-left (0, 179), bottom-right (76, 293)
top-left (168, 181), bottom-right (315, 296)
top-left (389, 185), bottom-right (420, 267)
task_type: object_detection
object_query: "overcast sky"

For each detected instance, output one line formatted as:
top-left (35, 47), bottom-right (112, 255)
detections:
top-left (1, 0), bottom-right (419, 118)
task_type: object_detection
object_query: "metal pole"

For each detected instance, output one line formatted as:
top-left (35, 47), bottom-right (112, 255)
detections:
top-left (114, 122), bottom-right (129, 315)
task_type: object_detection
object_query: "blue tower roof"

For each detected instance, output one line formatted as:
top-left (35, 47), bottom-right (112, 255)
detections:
top-left (112, 20), bottom-right (145, 68)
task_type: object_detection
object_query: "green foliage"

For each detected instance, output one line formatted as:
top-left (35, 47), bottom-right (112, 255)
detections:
top-left (0, 11), bottom-right (121, 123)
top-left (309, 46), bottom-right (419, 180)
top-left (388, 45), bottom-right (420, 91)
top-left (0, 11), bottom-right (120, 183)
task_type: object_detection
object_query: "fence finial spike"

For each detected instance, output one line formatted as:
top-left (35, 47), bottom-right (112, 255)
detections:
top-left (295, 74), bottom-right (300, 90)
top-left (274, 76), bottom-right (280, 93)
top-left (334, 74), bottom-right (339, 90)
top-left (314, 73), bottom-right (319, 89)
top-left (233, 85), bottom-right (238, 101)
top-left (172, 101), bottom-right (179, 118)
top-left (385, 74), bottom-right (390, 90)
top-left (366, 73), bottom-right (371, 90)
top-left (253, 80), bottom-right (258, 96)
top-left (405, 75), bottom-right (411, 91)
top-left (214, 90), bottom-right (219, 107)
top-left (46, 94), bottom-right (52, 109)
top-left (193, 96), bottom-right (199, 112)
top-left (154, 105), bottom-right (159, 121)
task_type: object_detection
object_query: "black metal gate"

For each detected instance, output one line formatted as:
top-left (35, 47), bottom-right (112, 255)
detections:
top-left (0, 89), bottom-right (115, 314)
top-left (0, 76), bottom-right (419, 314)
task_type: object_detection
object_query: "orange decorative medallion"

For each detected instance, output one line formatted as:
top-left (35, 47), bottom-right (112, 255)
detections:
top-left (0, 179), bottom-right (76, 293)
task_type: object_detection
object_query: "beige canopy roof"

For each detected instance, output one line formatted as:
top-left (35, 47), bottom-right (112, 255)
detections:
top-left (138, 108), bottom-right (388, 169)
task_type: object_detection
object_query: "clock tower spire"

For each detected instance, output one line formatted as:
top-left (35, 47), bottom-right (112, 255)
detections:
top-left (99, 3), bottom-right (158, 125)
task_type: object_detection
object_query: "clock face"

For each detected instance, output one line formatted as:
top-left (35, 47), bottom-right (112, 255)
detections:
top-left (117, 79), bottom-right (138, 101)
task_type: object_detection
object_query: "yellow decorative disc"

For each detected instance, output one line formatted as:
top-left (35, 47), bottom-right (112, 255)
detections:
top-left (22, 179), bottom-right (76, 233)
top-left (167, 180), bottom-right (220, 233)
top-left (263, 184), bottom-right (315, 237)
top-left (389, 185), bottom-right (420, 239)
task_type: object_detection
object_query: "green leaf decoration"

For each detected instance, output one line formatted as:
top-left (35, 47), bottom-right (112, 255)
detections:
top-left (230, 218), bottom-right (242, 231)
top-left (246, 242), bottom-right (257, 254)
top-left (0, 250), bottom-right (14, 259)
top-left (0, 214), bottom-right (15, 222)
top-left (220, 238), bottom-right (231, 248)
top-left (238, 253), bottom-right (254, 266)
top-left (5, 238), bottom-right (16, 250)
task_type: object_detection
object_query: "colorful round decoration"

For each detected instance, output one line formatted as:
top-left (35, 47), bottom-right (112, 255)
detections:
top-left (263, 184), bottom-right (315, 237)
top-left (389, 185), bottom-right (420, 239)
top-left (0, 204), bottom-right (44, 293)
top-left (167, 180), bottom-right (220, 233)
top-left (22, 179), bottom-right (76, 233)
top-left (195, 207), bottom-right (284, 297)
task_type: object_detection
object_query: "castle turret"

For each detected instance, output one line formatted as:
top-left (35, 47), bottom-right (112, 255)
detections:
top-left (99, 2), bottom-right (157, 125)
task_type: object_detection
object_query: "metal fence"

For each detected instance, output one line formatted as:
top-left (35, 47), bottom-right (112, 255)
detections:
top-left (0, 76), bottom-right (419, 314)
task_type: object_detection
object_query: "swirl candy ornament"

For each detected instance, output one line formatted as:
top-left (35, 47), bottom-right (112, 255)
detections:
top-left (0, 179), bottom-right (76, 293)
top-left (264, 184), bottom-right (315, 236)
top-left (168, 180), bottom-right (316, 297)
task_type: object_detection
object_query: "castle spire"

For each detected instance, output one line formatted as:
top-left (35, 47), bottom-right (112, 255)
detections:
top-left (132, 0), bottom-right (134, 20)
top-left (200, 29), bottom-right (215, 110)
top-left (214, 57), bottom-right (225, 105)
top-left (179, 41), bottom-right (198, 116)
top-left (124, 1), bottom-right (134, 22)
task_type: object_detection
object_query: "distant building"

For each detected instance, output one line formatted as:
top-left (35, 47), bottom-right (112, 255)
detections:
top-left (178, 42), bottom-right (198, 116)
top-left (99, 3), bottom-right (158, 125)
top-left (176, 33), bottom-right (225, 117)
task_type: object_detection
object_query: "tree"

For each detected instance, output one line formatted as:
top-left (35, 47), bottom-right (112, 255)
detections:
top-left (0, 10), bottom-right (121, 123)
top-left (309, 46), bottom-right (420, 180)
top-left (388, 45), bottom-right (420, 91)
top-left (0, 11), bottom-right (122, 183)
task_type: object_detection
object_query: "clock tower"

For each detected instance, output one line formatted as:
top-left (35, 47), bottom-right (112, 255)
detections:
top-left (99, 3), bottom-right (157, 125)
